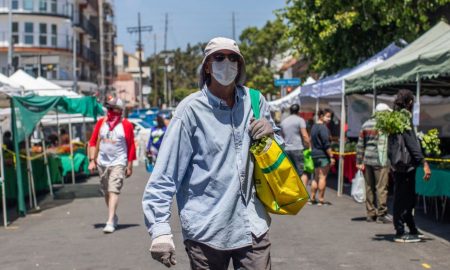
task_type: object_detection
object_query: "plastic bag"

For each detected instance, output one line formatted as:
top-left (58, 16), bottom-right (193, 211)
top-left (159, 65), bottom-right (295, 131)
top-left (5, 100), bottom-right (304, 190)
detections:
top-left (351, 170), bottom-right (366, 203)
top-left (303, 149), bottom-right (314, 173)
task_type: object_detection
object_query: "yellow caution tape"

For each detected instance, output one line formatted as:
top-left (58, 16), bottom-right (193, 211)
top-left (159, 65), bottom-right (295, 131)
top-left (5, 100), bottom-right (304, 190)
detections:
top-left (425, 157), bottom-right (450, 163)
top-left (331, 151), bottom-right (357, 156)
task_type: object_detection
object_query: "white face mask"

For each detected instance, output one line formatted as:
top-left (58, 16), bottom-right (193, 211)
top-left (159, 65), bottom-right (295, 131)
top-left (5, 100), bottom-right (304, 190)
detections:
top-left (211, 59), bottom-right (238, 86)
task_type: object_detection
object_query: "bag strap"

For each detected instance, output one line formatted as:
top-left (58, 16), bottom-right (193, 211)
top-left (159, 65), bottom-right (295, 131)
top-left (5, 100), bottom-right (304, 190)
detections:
top-left (249, 88), bottom-right (261, 120)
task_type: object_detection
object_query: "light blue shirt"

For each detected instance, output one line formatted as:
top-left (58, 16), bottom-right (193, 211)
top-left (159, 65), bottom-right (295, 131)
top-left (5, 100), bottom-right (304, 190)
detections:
top-left (142, 85), bottom-right (280, 250)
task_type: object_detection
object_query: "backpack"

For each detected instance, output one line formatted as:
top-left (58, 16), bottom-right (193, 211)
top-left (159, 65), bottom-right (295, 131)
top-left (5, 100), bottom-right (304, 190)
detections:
top-left (388, 133), bottom-right (412, 172)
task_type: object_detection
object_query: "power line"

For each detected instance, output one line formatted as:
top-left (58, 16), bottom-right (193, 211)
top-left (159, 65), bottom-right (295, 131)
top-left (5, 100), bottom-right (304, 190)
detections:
top-left (127, 13), bottom-right (153, 108)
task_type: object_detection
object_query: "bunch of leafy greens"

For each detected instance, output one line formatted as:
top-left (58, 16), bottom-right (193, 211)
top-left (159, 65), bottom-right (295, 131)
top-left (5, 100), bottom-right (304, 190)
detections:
top-left (418, 129), bottom-right (441, 157)
top-left (250, 137), bottom-right (272, 155)
top-left (375, 109), bottom-right (412, 135)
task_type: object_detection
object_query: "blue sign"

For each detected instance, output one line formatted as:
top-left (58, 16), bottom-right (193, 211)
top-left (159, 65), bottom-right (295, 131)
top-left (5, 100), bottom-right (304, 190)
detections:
top-left (274, 78), bottom-right (301, 86)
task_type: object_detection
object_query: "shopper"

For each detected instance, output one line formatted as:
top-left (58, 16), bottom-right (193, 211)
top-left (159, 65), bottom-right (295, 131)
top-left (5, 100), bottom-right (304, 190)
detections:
top-left (356, 103), bottom-right (392, 223)
top-left (309, 109), bottom-right (335, 206)
top-left (146, 114), bottom-right (167, 165)
top-left (280, 104), bottom-right (311, 186)
top-left (389, 89), bottom-right (431, 243)
top-left (142, 37), bottom-right (279, 269)
top-left (88, 97), bottom-right (136, 233)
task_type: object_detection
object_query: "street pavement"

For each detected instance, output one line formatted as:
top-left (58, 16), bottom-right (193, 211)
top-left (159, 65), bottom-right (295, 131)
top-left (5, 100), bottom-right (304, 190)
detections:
top-left (1, 164), bottom-right (449, 270)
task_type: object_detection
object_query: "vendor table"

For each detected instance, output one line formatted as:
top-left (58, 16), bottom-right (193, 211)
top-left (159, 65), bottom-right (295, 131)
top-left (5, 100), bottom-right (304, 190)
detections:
top-left (58, 149), bottom-right (90, 177)
top-left (330, 153), bottom-right (357, 182)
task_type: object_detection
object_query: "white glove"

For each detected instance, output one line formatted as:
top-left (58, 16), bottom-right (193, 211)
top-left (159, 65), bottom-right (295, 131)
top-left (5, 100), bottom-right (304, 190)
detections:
top-left (250, 117), bottom-right (274, 140)
top-left (149, 234), bottom-right (177, 267)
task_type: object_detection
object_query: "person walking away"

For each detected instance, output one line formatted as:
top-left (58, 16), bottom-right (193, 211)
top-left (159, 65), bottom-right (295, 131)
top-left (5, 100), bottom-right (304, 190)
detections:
top-left (146, 114), bottom-right (167, 165)
top-left (309, 109), bottom-right (335, 206)
top-left (88, 97), bottom-right (136, 233)
top-left (356, 103), bottom-right (392, 223)
top-left (389, 89), bottom-right (431, 243)
top-left (142, 37), bottom-right (280, 269)
top-left (280, 104), bottom-right (311, 187)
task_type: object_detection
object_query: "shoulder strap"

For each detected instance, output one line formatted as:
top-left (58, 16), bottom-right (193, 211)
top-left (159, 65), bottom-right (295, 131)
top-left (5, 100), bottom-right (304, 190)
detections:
top-left (249, 88), bottom-right (261, 120)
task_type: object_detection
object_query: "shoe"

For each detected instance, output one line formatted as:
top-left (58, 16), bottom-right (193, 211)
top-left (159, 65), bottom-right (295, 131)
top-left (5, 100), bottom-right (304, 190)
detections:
top-left (308, 199), bottom-right (317, 205)
top-left (410, 229), bottom-right (425, 239)
top-left (376, 215), bottom-right (392, 224)
top-left (103, 223), bottom-right (115, 233)
top-left (366, 216), bottom-right (376, 222)
top-left (394, 234), bottom-right (421, 243)
top-left (317, 201), bottom-right (331, 206)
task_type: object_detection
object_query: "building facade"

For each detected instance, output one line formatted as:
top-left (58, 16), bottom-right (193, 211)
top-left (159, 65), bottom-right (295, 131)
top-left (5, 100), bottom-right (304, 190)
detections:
top-left (0, 0), bottom-right (116, 96)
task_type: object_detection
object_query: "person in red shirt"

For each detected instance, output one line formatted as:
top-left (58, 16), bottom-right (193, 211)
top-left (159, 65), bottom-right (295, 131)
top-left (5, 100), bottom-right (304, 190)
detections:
top-left (88, 96), bottom-right (136, 233)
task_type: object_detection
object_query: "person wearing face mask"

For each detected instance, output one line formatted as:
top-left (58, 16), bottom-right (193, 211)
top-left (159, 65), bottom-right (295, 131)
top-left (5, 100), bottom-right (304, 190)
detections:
top-left (309, 109), bottom-right (335, 206)
top-left (142, 37), bottom-right (280, 269)
top-left (88, 96), bottom-right (136, 233)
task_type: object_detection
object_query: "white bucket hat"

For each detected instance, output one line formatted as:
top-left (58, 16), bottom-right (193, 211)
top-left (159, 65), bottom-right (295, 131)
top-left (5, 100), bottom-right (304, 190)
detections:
top-left (375, 103), bottom-right (393, 112)
top-left (198, 37), bottom-right (246, 88)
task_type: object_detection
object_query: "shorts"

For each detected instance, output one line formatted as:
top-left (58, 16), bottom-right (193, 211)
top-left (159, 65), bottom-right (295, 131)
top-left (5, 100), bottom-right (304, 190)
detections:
top-left (313, 157), bottom-right (330, 168)
top-left (285, 150), bottom-right (305, 176)
top-left (97, 165), bottom-right (126, 194)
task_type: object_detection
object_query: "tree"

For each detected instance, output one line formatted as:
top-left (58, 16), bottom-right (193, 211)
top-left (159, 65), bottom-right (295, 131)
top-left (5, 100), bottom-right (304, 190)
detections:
top-left (239, 18), bottom-right (290, 96)
top-left (281, 0), bottom-right (450, 75)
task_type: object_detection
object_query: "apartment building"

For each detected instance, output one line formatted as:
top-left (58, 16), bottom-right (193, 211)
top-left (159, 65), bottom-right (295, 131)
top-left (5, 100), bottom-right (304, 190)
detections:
top-left (0, 0), bottom-right (116, 96)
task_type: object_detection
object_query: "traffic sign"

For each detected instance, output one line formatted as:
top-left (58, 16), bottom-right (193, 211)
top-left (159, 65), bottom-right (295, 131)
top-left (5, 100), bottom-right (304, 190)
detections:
top-left (274, 78), bottom-right (301, 86)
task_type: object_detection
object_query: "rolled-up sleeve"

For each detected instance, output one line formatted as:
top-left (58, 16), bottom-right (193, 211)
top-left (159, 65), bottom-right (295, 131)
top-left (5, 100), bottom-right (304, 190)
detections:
top-left (142, 116), bottom-right (193, 239)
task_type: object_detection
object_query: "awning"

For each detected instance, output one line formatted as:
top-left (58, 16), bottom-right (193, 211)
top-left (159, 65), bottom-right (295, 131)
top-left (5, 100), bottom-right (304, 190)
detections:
top-left (345, 21), bottom-right (450, 95)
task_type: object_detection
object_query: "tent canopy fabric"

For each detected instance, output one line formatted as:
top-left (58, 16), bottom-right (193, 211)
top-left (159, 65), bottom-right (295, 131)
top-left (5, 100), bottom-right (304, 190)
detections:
top-left (345, 21), bottom-right (450, 95)
top-left (301, 43), bottom-right (401, 98)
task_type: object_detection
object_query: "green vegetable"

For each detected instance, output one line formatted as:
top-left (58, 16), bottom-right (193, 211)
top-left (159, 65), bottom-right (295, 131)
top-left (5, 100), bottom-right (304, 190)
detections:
top-left (418, 129), bottom-right (441, 157)
top-left (250, 137), bottom-right (271, 155)
top-left (375, 109), bottom-right (412, 135)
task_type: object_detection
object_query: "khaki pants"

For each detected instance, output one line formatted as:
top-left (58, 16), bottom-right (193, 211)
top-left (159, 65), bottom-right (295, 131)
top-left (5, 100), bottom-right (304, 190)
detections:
top-left (364, 165), bottom-right (389, 217)
top-left (184, 232), bottom-right (271, 270)
top-left (98, 165), bottom-right (126, 194)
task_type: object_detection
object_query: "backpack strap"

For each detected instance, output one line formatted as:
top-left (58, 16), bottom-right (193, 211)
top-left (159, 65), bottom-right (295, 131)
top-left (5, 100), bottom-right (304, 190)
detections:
top-left (249, 88), bottom-right (261, 120)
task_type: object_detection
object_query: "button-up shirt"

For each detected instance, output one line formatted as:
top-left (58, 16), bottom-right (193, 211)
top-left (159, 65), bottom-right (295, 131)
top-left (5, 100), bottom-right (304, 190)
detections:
top-left (142, 85), bottom-right (280, 250)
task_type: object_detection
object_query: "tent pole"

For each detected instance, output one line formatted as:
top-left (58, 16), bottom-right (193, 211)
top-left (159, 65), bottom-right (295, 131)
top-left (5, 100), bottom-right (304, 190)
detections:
top-left (40, 124), bottom-right (53, 198)
top-left (315, 97), bottom-right (319, 122)
top-left (337, 81), bottom-right (346, 197)
top-left (373, 76), bottom-right (377, 114)
top-left (0, 127), bottom-right (7, 227)
top-left (56, 110), bottom-right (61, 146)
top-left (82, 116), bottom-right (87, 142)
top-left (25, 135), bottom-right (38, 210)
top-left (68, 116), bottom-right (76, 184)
top-left (415, 73), bottom-right (421, 129)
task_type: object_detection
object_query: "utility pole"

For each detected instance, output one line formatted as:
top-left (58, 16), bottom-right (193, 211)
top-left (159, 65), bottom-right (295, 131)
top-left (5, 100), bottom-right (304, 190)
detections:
top-left (72, 28), bottom-right (78, 93)
top-left (232, 12), bottom-right (236, 40)
top-left (98, 0), bottom-right (105, 99)
top-left (127, 13), bottom-right (152, 108)
top-left (152, 34), bottom-right (158, 107)
top-left (7, 0), bottom-right (13, 75)
top-left (163, 13), bottom-right (169, 106)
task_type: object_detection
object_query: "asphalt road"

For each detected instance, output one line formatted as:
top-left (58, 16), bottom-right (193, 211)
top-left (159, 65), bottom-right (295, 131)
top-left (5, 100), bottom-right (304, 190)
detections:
top-left (1, 165), bottom-right (449, 270)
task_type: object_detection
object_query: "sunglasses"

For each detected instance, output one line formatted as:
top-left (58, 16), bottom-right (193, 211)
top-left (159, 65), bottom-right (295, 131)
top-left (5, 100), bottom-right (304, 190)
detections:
top-left (212, 53), bottom-right (240, 63)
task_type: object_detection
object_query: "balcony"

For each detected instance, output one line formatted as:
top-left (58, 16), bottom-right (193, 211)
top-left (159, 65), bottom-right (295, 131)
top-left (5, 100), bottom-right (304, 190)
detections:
top-left (73, 13), bottom-right (98, 39)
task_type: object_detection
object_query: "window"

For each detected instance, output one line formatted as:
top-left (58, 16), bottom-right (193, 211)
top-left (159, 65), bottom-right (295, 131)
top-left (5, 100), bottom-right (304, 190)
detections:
top-left (12, 0), bottom-right (19, 10)
top-left (12, 22), bottom-right (19, 44)
top-left (24, 22), bottom-right (34, 45)
top-left (39, 23), bottom-right (47, 46)
top-left (23, 0), bottom-right (33, 11)
top-left (39, 0), bottom-right (47, 12)
top-left (50, 0), bottom-right (57, 13)
top-left (51, 24), bottom-right (57, 46)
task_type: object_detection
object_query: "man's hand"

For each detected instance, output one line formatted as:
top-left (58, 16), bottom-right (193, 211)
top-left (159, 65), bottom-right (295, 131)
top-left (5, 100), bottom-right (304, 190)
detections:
top-left (150, 234), bottom-right (177, 268)
top-left (357, 164), bottom-right (365, 171)
top-left (249, 117), bottom-right (274, 140)
top-left (88, 160), bottom-right (97, 174)
top-left (330, 157), bottom-right (336, 167)
top-left (423, 162), bottom-right (431, 181)
top-left (126, 164), bottom-right (133, 178)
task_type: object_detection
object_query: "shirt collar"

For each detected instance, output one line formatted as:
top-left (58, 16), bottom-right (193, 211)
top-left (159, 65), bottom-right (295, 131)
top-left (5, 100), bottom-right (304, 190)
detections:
top-left (202, 85), bottom-right (245, 109)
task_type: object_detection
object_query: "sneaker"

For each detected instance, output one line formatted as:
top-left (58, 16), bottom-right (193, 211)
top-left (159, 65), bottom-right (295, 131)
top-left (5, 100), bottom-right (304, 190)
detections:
top-left (366, 216), bottom-right (377, 222)
top-left (103, 223), bottom-right (115, 233)
top-left (394, 234), bottom-right (421, 243)
top-left (376, 215), bottom-right (392, 224)
top-left (410, 230), bottom-right (425, 239)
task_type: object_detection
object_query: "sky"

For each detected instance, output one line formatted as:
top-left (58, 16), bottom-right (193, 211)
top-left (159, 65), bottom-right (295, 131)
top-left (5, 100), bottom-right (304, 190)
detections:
top-left (115, 0), bottom-right (287, 56)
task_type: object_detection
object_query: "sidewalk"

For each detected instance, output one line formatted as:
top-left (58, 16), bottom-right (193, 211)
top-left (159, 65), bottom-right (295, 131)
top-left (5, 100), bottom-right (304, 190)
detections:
top-left (0, 165), bottom-right (449, 270)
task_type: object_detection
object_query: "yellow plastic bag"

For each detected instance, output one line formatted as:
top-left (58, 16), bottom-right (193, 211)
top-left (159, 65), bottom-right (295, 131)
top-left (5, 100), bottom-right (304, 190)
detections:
top-left (250, 89), bottom-right (309, 215)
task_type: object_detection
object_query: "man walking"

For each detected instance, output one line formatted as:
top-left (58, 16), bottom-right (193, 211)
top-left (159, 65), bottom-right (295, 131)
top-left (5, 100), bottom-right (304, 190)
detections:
top-left (88, 96), bottom-right (136, 233)
top-left (142, 37), bottom-right (280, 269)
top-left (280, 104), bottom-right (310, 186)
top-left (356, 103), bottom-right (392, 223)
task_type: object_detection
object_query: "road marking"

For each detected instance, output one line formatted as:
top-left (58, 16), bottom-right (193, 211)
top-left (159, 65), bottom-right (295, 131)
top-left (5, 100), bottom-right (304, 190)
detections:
top-left (422, 263), bottom-right (432, 269)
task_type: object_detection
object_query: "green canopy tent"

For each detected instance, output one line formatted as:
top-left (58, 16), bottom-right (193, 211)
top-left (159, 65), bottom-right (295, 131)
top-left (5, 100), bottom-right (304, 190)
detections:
top-left (10, 95), bottom-right (103, 216)
top-left (337, 21), bottom-right (450, 193)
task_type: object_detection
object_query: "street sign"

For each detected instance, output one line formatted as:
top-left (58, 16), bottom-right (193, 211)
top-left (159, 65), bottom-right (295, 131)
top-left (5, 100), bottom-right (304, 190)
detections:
top-left (274, 78), bottom-right (301, 87)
